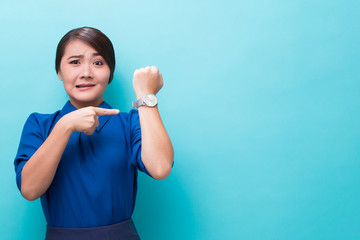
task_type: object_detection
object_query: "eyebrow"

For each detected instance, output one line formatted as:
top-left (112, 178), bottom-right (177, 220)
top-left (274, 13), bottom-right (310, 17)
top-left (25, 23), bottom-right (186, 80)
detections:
top-left (67, 53), bottom-right (101, 60)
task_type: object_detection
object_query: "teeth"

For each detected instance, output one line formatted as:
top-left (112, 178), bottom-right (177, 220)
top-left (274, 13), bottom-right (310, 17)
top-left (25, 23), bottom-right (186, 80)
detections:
top-left (76, 85), bottom-right (94, 88)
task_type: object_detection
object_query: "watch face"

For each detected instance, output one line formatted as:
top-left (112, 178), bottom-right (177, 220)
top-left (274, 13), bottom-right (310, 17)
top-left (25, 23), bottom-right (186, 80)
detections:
top-left (144, 94), bottom-right (157, 107)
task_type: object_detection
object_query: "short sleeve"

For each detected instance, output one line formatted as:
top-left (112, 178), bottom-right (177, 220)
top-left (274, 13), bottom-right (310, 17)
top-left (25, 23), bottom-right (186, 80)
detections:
top-left (128, 109), bottom-right (154, 178)
top-left (14, 113), bottom-right (44, 192)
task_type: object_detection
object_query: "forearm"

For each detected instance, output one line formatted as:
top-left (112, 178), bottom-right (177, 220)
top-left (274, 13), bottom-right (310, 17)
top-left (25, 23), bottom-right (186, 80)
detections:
top-left (138, 106), bottom-right (174, 180)
top-left (21, 118), bottom-right (72, 201)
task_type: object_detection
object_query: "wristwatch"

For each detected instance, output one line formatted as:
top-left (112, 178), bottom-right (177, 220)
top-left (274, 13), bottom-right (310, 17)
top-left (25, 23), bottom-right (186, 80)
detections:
top-left (132, 93), bottom-right (158, 108)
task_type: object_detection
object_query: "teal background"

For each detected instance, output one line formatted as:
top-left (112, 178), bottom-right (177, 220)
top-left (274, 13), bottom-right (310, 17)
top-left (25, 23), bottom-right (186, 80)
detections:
top-left (1, 0), bottom-right (359, 239)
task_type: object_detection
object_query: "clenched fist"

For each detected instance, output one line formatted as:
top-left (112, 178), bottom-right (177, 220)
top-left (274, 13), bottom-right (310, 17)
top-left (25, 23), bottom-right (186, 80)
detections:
top-left (133, 66), bottom-right (163, 99)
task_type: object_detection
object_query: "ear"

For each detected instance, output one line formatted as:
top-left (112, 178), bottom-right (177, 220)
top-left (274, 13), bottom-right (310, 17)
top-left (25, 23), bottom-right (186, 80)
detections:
top-left (57, 70), bottom-right (63, 81)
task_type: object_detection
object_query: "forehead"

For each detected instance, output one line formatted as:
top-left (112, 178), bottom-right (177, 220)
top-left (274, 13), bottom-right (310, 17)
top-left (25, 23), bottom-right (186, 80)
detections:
top-left (63, 39), bottom-right (98, 56)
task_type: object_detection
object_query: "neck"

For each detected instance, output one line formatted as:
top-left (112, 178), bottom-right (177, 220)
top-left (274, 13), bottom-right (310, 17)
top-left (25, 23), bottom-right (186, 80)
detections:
top-left (69, 98), bottom-right (104, 109)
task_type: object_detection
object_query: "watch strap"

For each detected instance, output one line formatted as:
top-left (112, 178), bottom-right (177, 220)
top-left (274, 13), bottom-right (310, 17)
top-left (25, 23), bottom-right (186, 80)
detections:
top-left (132, 97), bottom-right (145, 108)
top-left (132, 94), bottom-right (157, 108)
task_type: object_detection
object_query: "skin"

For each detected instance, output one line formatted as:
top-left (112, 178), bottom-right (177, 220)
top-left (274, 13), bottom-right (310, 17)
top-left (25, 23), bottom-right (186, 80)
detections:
top-left (20, 40), bottom-right (174, 201)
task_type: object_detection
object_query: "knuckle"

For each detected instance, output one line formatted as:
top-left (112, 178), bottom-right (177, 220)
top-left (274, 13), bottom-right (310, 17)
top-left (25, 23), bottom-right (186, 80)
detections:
top-left (85, 107), bottom-right (95, 115)
top-left (134, 70), bottom-right (142, 76)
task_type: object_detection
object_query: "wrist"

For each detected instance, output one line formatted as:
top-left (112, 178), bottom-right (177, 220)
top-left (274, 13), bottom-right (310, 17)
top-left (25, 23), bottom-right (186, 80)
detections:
top-left (133, 93), bottom-right (158, 109)
top-left (135, 92), bottom-right (152, 100)
top-left (57, 116), bottom-right (75, 135)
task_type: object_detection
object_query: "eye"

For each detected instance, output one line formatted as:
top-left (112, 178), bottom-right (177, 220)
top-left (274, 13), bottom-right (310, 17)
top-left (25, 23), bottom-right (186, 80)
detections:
top-left (70, 60), bottom-right (80, 64)
top-left (94, 60), bottom-right (103, 66)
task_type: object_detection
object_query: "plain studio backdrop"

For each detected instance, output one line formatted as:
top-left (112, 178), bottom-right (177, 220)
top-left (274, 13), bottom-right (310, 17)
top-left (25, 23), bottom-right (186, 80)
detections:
top-left (1, 1), bottom-right (359, 239)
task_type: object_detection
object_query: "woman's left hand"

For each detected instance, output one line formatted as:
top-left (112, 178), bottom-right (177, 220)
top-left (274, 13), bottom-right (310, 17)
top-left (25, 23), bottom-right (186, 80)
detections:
top-left (133, 66), bottom-right (163, 99)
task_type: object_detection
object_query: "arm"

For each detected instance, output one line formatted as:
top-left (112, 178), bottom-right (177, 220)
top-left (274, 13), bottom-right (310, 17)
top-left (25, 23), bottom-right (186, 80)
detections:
top-left (133, 66), bottom-right (174, 180)
top-left (20, 118), bottom-right (72, 201)
top-left (20, 107), bottom-right (119, 201)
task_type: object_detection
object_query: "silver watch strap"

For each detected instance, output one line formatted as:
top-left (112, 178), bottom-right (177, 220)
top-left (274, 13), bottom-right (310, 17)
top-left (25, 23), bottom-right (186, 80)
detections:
top-left (132, 97), bottom-right (145, 108)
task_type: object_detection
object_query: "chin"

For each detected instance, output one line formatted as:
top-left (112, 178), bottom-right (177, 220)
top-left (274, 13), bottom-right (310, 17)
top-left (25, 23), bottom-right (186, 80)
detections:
top-left (70, 96), bottom-right (103, 106)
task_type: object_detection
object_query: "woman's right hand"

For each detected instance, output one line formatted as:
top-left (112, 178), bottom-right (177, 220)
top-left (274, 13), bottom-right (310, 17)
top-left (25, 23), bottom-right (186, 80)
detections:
top-left (60, 107), bottom-right (119, 135)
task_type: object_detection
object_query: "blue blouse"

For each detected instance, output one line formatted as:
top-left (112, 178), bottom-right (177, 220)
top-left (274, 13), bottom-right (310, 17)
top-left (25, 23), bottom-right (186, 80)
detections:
top-left (14, 101), bottom-right (152, 228)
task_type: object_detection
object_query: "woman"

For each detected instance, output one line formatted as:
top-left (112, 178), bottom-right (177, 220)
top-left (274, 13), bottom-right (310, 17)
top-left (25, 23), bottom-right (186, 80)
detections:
top-left (14, 27), bottom-right (174, 240)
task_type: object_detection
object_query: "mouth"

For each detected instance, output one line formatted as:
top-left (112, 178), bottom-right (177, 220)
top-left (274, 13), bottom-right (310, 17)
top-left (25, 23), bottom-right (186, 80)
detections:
top-left (76, 84), bottom-right (96, 89)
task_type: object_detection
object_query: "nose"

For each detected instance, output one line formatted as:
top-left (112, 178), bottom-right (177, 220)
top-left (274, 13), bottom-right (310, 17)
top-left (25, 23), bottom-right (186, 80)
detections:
top-left (80, 63), bottom-right (93, 79)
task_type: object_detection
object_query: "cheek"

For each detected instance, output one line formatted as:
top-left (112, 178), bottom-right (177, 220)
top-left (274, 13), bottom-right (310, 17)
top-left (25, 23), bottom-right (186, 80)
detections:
top-left (98, 69), bottom-right (111, 83)
top-left (61, 68), bottom-right (77, 82)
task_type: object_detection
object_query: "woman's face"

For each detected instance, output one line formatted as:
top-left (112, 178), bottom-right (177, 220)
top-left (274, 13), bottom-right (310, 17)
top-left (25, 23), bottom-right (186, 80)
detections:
top-left (57, 39), bottom-right (111, 109)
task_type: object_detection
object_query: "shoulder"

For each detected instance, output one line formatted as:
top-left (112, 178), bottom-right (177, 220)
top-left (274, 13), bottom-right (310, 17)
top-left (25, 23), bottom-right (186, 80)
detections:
top-left (26, 110), bottom-right (61, 124)
top-left (23, 111), bottom-right (62, 135)
top-left (118, 109), bottom-right (139, 122)
top-left (113, 109), bottom-right (140, 134)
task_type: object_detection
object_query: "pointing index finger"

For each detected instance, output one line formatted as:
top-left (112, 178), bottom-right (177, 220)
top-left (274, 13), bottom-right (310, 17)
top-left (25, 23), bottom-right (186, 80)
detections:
top-left (94, 107), bottom-right (120, 116)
